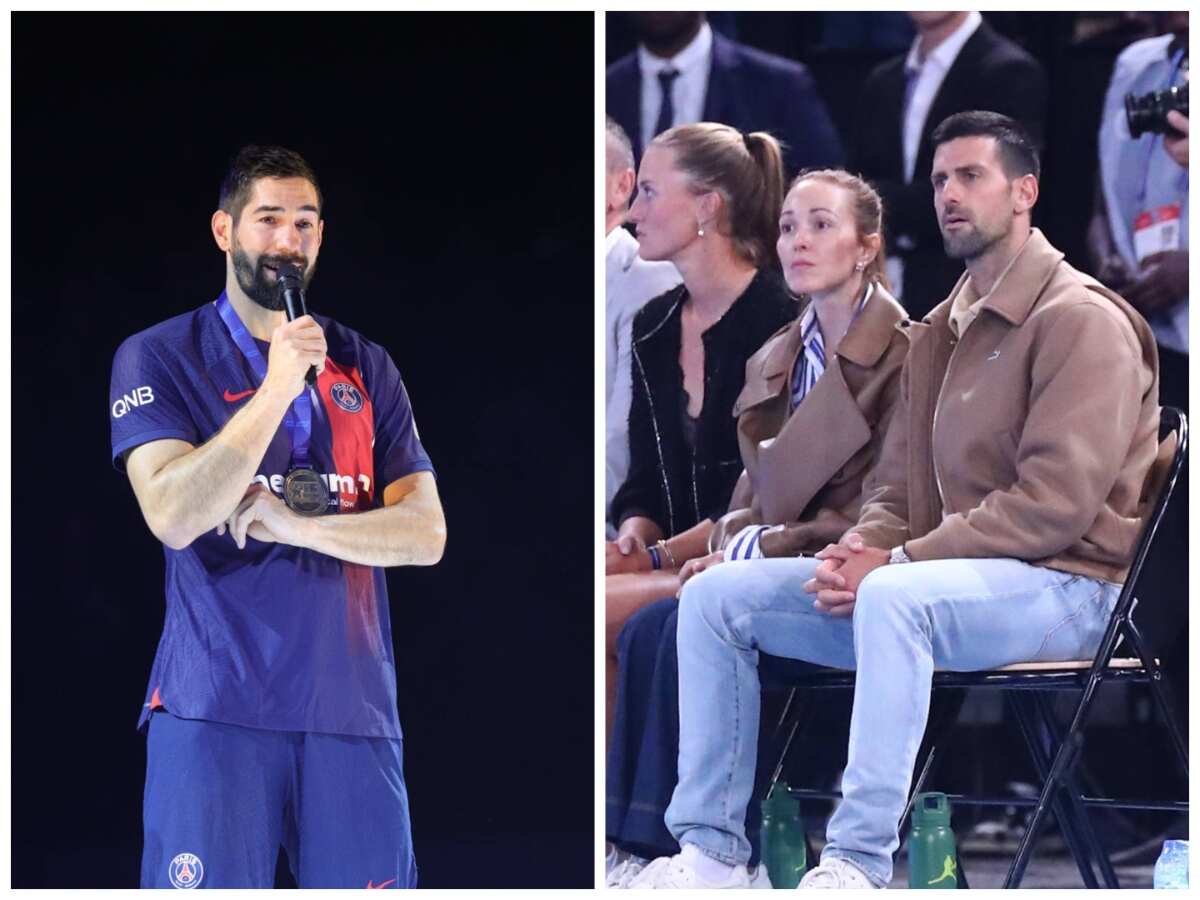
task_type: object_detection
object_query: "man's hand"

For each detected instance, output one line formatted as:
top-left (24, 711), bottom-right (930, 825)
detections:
top-left (1164, 110), bottom-right (1189, 169)
top-left (606, 534), bottom-right (652, 575)
top-left (803, 533), bottom-right (889, 617)
top-left (217, 484), bottom-right (305, 550)
top-left (263, 315), bottom-right (327, 398)
top-left (677, 550), bottom-right (724, 589)
top-left (1125, 250), bottom-right (1189, 316)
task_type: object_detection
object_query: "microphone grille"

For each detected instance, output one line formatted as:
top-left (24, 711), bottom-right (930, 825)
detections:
top-left (276, 262), bottom-right (304, 287)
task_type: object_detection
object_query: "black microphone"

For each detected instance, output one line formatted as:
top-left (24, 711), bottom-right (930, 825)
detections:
top-left (275, 263), bottom-right (317, 386)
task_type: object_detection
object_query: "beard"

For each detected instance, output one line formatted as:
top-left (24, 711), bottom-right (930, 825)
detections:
top-left (231, 237), bottom-right (315, 311)
top-left (940, 214), bottom-right (1007, 261)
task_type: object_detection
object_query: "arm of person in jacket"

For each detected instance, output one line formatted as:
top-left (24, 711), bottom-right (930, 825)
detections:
top-left (610, 518), bottom-right (714, 575)
top-left (804, 353), bottom-right (911, 613)
top-left (904, 304), bottom-right (1149, 563)
top-left (608, 332), bottom-right (667, 572)
top-left (810, 304), bottom-right (1149, 608)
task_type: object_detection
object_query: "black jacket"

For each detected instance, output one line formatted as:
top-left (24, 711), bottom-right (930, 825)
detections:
top-left (611, 269), bottom-right (796, 537)
top-left (851, 20), bottom-right (1047, 320)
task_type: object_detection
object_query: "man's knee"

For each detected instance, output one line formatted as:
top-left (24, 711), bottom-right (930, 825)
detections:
top-left (854, 565), bottom-right (926, 633)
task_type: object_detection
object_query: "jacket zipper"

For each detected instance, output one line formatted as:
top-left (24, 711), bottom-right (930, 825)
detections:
top-left (930, 333), bottom-right (959, 518)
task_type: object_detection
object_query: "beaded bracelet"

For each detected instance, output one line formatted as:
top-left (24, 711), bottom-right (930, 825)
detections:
top-left (647, 545), bottom-right (662, 570)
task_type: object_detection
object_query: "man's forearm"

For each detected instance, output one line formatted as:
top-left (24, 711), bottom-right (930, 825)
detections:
top-left (292, 494), bottom-right (446, 567)
top-left (139, 385), bottom-right (294, 548)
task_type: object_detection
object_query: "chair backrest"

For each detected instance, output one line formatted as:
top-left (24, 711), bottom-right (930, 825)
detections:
top-left (1102, 406), bottom-right (1187, 658)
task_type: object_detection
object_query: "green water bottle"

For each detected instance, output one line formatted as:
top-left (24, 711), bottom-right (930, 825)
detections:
top-left (908, 792), bottom-right (958, 889)
top-left (760, 784), bottom-right (807, 888)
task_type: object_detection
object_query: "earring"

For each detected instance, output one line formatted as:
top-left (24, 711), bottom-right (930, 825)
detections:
top-left (854, 261), bottom-right (864, 272)
top-left (697, 226), bottom-right (705, 237)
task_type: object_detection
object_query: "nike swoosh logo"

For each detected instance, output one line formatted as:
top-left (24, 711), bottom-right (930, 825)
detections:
top-left (366, 878), bottom-right (397, 889)
top-left (223, 388), bottom-right (256, 402)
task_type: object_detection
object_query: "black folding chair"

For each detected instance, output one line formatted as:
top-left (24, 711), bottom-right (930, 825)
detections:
top-left (764, 406), bottom-right (1188, 888)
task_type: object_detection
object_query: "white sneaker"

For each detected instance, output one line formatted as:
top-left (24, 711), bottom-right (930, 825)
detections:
top-left (606, 854), bottom-right (648, 888)
top-left (605, 845), bottom-right (620, 877)
top-left (626, 853), bottom-right (756, 889)
top-left (797, 857), bottom-right (881, 889)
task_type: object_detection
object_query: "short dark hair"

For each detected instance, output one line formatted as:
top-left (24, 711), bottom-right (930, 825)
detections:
top-left (930, 111), bottom-right (1040, 180)
top-left (218, 145), bottom-right (322, 222)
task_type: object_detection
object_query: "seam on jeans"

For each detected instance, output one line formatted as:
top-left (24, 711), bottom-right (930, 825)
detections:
top-left (724, 631), bottom-right (741, 861)
top-left (1032, 581), bottom-right (1105, 660)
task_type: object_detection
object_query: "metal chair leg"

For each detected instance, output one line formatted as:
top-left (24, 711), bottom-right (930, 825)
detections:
top-left (1123, 619), bottom-right (1189, 775)
top-left (1031, 692), bottom-right (1120, 889)
top-left (1005, 717), bottom-right (1086, 888)
top-left (1007, 695), bottom-right (1098, 888)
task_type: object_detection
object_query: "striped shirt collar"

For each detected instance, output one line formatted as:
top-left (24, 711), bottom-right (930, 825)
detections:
top-left (792, 281), bottom-right (875, 409)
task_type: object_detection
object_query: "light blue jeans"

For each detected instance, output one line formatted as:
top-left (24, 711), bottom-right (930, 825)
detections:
top-left (664, 556), bottom-right (1120, 887)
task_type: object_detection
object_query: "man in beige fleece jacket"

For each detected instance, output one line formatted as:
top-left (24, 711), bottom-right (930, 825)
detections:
top-left (626, 112), bottom-right (1160, 890)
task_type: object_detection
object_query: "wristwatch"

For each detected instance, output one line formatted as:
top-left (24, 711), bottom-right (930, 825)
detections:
top-left (889, 544), bottom-right (912, 565)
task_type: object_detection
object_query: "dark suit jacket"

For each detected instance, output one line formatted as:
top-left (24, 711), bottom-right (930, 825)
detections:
top-left (607, 31), bottom-right (844, 177)
top-left (851, 20), bottom-right (1047, 320)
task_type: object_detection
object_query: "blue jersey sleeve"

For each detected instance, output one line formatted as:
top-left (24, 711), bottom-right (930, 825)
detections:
top-left (371, 351), bottom-right (434, 491)
top-left (110, 334), bottom-right (201, 470)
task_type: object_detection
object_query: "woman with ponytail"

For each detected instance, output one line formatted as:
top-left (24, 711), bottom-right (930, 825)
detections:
top-left (606, 123), bottom-right (796, 734)
top-left (607, 169), bottom-right (911, 889)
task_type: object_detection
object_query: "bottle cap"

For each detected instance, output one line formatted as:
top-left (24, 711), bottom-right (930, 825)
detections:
top-left (912, 792), bottom-right (951, 827)
top-left (763, 783), bottom-right (798, 817)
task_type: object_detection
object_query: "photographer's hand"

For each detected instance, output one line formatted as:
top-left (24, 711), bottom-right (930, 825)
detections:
top-left (1164, 110), bottom-right (1188, 169)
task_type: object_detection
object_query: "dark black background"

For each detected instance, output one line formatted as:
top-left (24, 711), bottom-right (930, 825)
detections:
top-left (13, 12), bottom-right (593, 888)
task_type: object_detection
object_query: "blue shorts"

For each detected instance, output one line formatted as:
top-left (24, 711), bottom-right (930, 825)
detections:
top-left (140, 711), bottom-right (416, 888)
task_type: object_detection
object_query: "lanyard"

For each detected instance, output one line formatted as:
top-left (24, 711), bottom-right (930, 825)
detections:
top-left (215, 291), bottom-right (315, 468)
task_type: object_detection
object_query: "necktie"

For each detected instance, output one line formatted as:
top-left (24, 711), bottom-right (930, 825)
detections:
top-left (655, 68), bottom-right (680, 139)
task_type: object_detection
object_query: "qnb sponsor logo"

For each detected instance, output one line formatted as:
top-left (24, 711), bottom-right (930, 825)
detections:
top-left (111, 386), bottom-right (155, 418)
top-left (254, 472), bottom-right (371, 498)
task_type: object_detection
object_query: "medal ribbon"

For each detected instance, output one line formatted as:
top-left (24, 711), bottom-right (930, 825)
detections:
top-left (215, 291), bottom-right (315, 468)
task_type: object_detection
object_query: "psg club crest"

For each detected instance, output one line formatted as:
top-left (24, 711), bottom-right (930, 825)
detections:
top-left (331, 382), bottom-right (364, 413)
top-left (169, 852), bottom-right (204, 889)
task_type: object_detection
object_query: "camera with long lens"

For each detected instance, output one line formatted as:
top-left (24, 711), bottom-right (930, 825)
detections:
top-left (1125, 82), bottom-right (1189, 138)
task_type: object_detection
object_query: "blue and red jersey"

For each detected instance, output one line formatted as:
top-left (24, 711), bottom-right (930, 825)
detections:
top-left (109, 299), bottom-right (434, 739)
